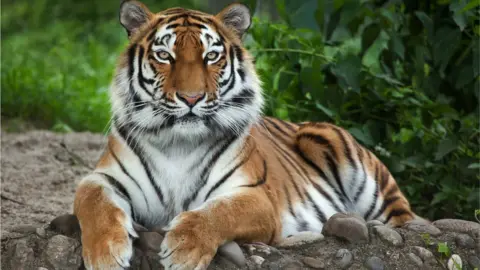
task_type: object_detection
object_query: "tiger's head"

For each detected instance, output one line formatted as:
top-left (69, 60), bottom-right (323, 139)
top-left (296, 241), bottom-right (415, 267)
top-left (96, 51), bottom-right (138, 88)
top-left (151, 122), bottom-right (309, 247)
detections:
top-left (111, 0), bottom-right (263, 142)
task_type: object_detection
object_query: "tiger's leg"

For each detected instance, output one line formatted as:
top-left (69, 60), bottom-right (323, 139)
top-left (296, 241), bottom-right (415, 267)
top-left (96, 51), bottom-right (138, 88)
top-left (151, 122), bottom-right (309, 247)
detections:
top-left (159, 189), bottom-right (279, 270)
top-left (295, 122), bottom-right (416, 227)
top-left (74, 174), bottom-right (136, 270)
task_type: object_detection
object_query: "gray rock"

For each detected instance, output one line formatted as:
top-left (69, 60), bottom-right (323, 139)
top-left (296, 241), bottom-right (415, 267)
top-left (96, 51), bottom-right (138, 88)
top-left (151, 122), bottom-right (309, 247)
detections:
top-left (412, 246), bottom-right (435, 263)
top-left (455, 233), bottom-right (475, 249)
top-left (277, 232), bottom-right (324, 247)
top-left (335, 249), bottom-right (353, 269)
top-left (365, 256), bottom-right (385, 270)
top-left (37, 268), bottom-right (49, 270)
top-left (407, 252), bottom-right (423, 267)
top-left (10, 239), bottom-right (35, 270)
top-left (218, 241), bottom-right (246, 267)
top-left (403, 221), bottom-right (441, 236)
top-left (433, 219), bottom-right (480, 236)
top-left (137, 231), bottom-right (163, 252)
top-left (282, 262), bottom-right (303, 270)
top-left (447, 254), bottom-right (462, 270)
top-left (322, 213), bottom-right (369, 243)
top-left (302, 257), bottom-right (325, 269)
top-left (373, 225), bottom-right (403, 246)
top-left (45, 235), bottom-right (82, 270)
top-left (36, 227), bottom-right (47, 238)
top-left (467, 255), bottom-right (480, 269)
top-left (366, 220), bottom-right (383, 227)
top-left (11, 225), bottom-right (38, 234)
top-left (249, 255), bottom-right (265, 266)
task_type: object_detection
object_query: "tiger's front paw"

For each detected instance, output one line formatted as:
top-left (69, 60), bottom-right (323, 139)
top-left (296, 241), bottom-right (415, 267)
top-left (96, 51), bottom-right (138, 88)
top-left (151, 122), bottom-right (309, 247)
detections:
top-left (81, 221), bottom-right (136, 270)
top-left (159, 212), bottom-right (219, 270)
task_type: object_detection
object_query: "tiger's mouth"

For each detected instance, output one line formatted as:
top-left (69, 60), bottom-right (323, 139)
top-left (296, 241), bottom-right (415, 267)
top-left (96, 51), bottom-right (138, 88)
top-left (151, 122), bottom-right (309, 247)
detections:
top-left (176, 112), bottom-right (202, 123)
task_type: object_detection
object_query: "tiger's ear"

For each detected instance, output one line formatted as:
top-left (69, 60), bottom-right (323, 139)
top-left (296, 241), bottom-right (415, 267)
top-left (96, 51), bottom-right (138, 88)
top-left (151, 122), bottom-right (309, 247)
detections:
top-left (216, 3), bottom-right (251, 38)
top-left (119, 0), bottom-right (153, 38)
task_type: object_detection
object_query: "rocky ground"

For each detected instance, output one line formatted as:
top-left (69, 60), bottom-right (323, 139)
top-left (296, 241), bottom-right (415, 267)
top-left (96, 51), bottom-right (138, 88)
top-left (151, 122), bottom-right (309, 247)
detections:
top-left (1, 130), bottom-right (480, 270)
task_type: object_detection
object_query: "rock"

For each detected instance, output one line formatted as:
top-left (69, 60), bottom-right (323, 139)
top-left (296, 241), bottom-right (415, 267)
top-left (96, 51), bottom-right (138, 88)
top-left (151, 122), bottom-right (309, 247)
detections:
top-left (433, 219), bottom-right (480, 236)
top-left (366, 220), bottom-right (383, 227)
top-left (45, 235), bottom-right (82, 270)
top-left (11, 225), bottom-right (37, 234)
top-left (217, 241), bottom-right (246, 267)
top-left (282, 262), bottom-right (303, 270)
top-left (447, 254), bottom-right (462, 270)
top-left (302, 257), bottom-right (325, 269)
top-left (277, 232), bottom-right (324, 247)
top-left (137, 231), bottom-right (163, 252)
top-left (38, 268), bottom-right (49, 270)
top-left (403, 221), bottom-right (441, 236)
top-left (250, 255), bottom-right (265, 266)
top-left (407, 252), bottom-right (423, 267)
top-left (36, 227), bottom-right (47, 238)
top-left (335, 249), bottom-right (353, 269)
top-left (412, 246), bottom-right (435, 263)
top-left (372, 225), bottom-right (403, 246)
top-left (244, 242), bottom-right (276, 255)
top-left (455, 234), bottom-right (475, 249)
top-left (322, 213), bottom-right (369, 243)
top-left (49, 214), bottom-right (80, 237)
top-left (467, 255), bottom-right (480, 269)
top-left (10, 239), bottom-right (35, 270)
top-left (365, 256), bottom-right (385, 270)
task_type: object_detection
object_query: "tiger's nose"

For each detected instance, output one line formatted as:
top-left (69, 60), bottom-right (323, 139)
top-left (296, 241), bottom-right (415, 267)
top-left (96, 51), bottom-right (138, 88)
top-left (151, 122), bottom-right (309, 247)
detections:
top-left (176, 92), bottom-right (205, 106)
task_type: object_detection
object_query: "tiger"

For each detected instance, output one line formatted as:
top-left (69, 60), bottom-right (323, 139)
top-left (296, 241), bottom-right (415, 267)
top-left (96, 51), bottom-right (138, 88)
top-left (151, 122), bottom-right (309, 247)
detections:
top-left (73, 1), bottom-right (422, 269)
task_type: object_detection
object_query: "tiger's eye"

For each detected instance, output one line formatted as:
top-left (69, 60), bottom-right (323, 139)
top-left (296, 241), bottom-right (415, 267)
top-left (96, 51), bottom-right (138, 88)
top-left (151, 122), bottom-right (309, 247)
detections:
top-left (157, 51), bottom-right (170, 60)
top-left (206, 52), bottom-right (219, 61)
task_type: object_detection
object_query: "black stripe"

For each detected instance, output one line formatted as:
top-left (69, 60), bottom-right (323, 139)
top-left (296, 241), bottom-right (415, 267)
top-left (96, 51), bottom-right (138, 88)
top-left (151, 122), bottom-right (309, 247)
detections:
top-left (372, 196), bottom-right (401, 221)
top-left (297, 133), bottom-right (338, 161)
top-left (294, 145), bottom-right (348, 206)
top-left (204, 157), bottom-right (248, 201)
top-left (97, 172), bottom-right (131, 202)
top-left (241, 160), bottom-right (267, 188)
top-left (384, 209), bottom-right (412, 224)
top-left (264, 118), bottom-right (294, 139)
top-left (283, 184), bottom-right (296, 217)
top-left (384, 184), bottom-right (399, 197)
top-left (128, 44), bottom-right (137, 79)
top-left (332, 128), bottom-right (356, 170)
top-left (228, 87), bottom-right (255, 106)
top-left (220, 45), bottom-right (237, 97)
top-left (277, 119), bottom-right (297, 132)
top-left (305, 191), bottom-right (327, 223)
top-left (353, 163), bottom-right (367, 204)
top-left (115, 124), bottom-right (165, 206)
top-left (379, 167), bottom-right (389, 192)
top-left (364, 166), bottom-right (380, 220)
top-left (182, 135), bottom-right (237, 210)
top-left (137, 46), bottom-right (154, 97)
top-left (325, 153), bottom-right (349, 203)
top-left (233, 45), bottom-right (243, 62)
top-left (237, 68), bottom-right (245, 82)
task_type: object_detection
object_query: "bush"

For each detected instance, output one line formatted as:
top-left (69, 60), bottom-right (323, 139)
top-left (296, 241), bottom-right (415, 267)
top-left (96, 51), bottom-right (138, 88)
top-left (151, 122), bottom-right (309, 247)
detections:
top-left (1, 0), bottom-right (478, 220)
top-left (245, 0), bottom-right (479, 221)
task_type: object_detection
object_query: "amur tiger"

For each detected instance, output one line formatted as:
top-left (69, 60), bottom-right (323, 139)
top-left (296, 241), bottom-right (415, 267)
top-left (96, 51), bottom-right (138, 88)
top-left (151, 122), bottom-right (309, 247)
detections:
top-left (73, 1), bottom-right (421, 269)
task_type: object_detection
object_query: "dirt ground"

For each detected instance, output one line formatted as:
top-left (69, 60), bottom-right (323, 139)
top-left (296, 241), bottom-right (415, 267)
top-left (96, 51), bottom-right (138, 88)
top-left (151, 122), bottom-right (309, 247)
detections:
top-left (1, 129), bottom-right (106, 239)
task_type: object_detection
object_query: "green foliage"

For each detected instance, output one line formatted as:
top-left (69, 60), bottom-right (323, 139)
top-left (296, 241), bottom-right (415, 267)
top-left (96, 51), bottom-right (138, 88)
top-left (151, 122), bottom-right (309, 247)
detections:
top-left (245, 0), bottom-right (479, 221)
top-left (1, 0), bottom-right (478, 220)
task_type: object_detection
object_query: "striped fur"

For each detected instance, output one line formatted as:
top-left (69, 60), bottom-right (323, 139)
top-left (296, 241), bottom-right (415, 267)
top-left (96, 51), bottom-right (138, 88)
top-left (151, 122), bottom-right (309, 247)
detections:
top-left (74, 2), bottom-right (419, 269)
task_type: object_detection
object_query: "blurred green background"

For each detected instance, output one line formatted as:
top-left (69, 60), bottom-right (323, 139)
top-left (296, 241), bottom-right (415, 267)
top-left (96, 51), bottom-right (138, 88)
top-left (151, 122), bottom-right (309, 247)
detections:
top-left (1, 0), bottom-right (479, 221)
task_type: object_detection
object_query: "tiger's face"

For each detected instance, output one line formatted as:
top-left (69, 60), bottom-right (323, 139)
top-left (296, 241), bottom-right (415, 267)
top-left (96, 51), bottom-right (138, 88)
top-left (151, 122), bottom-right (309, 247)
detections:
top-left (112, 1), bottom-right (263, 141)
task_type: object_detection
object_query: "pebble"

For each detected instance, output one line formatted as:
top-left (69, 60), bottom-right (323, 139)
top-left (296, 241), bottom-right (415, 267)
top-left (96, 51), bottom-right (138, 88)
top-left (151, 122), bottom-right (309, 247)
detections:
top-left (302, 257), bottom-right (325, 269)
top-left (322, 213), bottom-right (369, 243)
top-left (433, 219), bottom-right (480, 236)
top-left (412, 246), bottom-right (435, 262)
top-left (455, 234), bottom-right (475, 249)
top-left (373, 225), bottom-right (403, 246)
top-left (277, 232), bottom-right (325, 247)
top-left (217, 241), bottom-right (246, 267)
top-left (403, 221), bottom-right (441, 236)
top-left (36, 227), bottom-right (47, 238)
top-left (38, 268), bottom-right (49, 270)
top-left (49, 214), bottom-right (80, 237)
top-left (366, 220), bottom-right (383, 227)
top-left (447, 254), bottom-right (462, 270)
top-left (10, 239), bottom-right (35, 270)
top-left (335, 249), bottom-right (353, 269)
top-left (45, 235), bottom-right (82, 270)
top-left (365, 256), bottom-right (385, 270)
top-left (407, 252), bottom-right (423, 267)
top-left (467, 255), bottom-right (480, 269)
top-left (137, 231), bottom-right (163, 252)
top-left (249, 255), bottom-right (265, 266)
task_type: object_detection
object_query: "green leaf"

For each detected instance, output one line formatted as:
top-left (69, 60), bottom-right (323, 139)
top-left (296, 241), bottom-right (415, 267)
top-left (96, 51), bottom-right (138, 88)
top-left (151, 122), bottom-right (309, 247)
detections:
top-left (390, 33), bottom-right (405, 60)
top-left (468, 163), bottom-right (480, 169)
top-left (349, 127), bottom-right (375, 146)
top-left (435, 138), bottom-right (459, 160)
top-left (361, 23), bottom-right (381, 55)
top-left (315, 102), bottom-right (336, 119)
top-left (362, 30), bottom-right (390, 73)
top-left (437, 242), bottom-right (450, 257)
top-left (331, 54), bottom-right (362, 92)
top-left (460, 0), bottom-right (480, 13)
top-left (433, 27), bottom-right (461, 75)
top-left (415, 11), bottom-right (434, 42)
